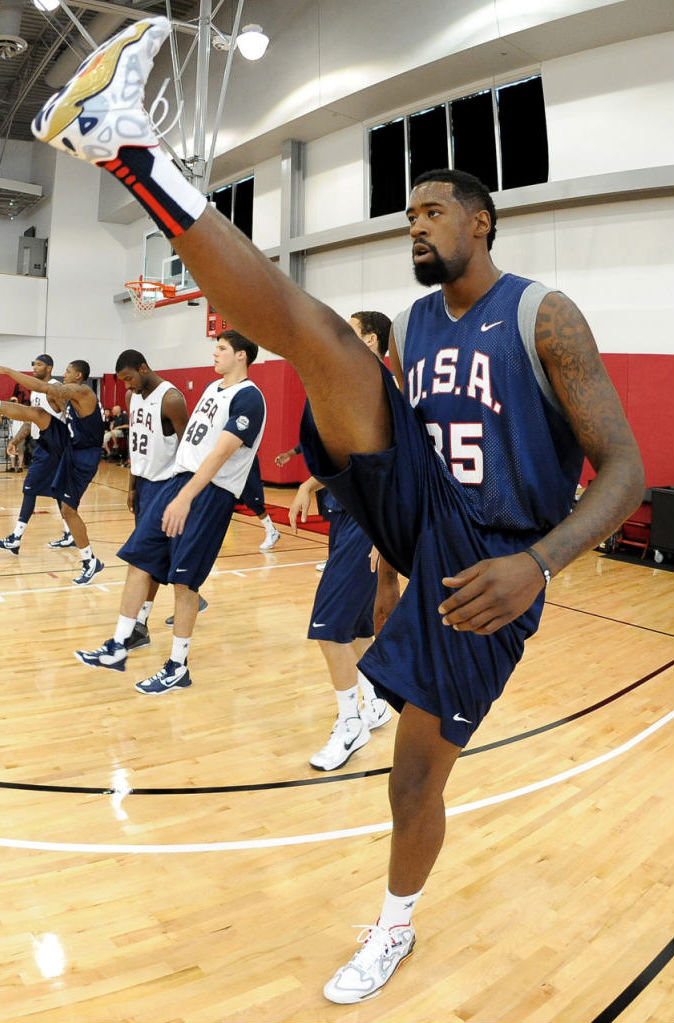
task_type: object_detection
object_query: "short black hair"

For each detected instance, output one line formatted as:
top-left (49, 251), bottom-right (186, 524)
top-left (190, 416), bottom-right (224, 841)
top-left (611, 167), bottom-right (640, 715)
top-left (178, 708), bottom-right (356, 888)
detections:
top-left (351, 310), bottom-right (391, 358)
top-left (217, 329), bottom-right (258, 366)
top-left (115, 349), bottom-right (148, 374)
top-left (69, 359), bottom-right (90, 382)
top-left (412, 168), bottom-right (497, 250)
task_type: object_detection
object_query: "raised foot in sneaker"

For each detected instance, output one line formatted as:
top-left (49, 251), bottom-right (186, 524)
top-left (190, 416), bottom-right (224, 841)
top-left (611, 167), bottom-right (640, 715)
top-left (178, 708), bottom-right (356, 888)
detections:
top-left (323, 923), bottom-right (416, 1004)
top-left (72, 557), bottom-right (104, 586)
top-left (31, 17), bottom-right (170, 163)
top-left (48, 532), bottom-right (75, 548)
top-left (135, 659), bottom-right (192, 694)
top-left (361, 697), bottom-right (392, 731)
top-left (125, 622), bottom-right (150, 650)
top-left (309, 715), bottom-right (370, 771)
top-left (259, 527), bottom-right (281, 551)
top-left (0, 533), bottom-right (20, 556)
top-left (75, 637), bottom-right (127, 671)
top-left (165, 594), bottom-right (207, 626)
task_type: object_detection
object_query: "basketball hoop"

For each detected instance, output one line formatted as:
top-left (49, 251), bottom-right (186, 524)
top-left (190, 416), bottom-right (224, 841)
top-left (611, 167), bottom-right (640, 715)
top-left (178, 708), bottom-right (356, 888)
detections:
top-left (125, 276), bottom-right (177, 315)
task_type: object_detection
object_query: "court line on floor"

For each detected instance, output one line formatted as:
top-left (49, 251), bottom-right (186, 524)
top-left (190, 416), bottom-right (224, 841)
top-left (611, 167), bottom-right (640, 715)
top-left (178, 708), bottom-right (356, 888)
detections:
top-left (0, 558), bottom-right (326, 599)
top-left (0, 710), bottom-right (670, 855)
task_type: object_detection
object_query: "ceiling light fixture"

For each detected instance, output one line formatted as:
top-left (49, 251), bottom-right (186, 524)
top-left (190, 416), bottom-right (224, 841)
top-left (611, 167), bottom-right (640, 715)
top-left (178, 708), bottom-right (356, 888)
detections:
top-left (32, 0), bottom-right (60, 12)
top-left (235, 24), bottom-right (269, 61)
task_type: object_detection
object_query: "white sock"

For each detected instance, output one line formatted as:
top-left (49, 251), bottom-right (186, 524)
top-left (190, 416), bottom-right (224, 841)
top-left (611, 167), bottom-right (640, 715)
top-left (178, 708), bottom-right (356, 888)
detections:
top-left (13, 520), bottom-right (27, 537)
top-left (358, 668), bottom-right (378, 703)
top-left (113, 615), bottom-right (136, 646)
top-left (261, 513), bottom-right (275, 534)
top-left (171, 636), bottom-right (191, 665)
top-left (79, 545), bottom-right (93, 562)
top-left (335, 684), bottom-right (360, 722)
top-left (378, 887), bottom-right (423, 929)
top-left (60, 516), bottom-right (71, 535)
top-left (137, 601), bottom-right (153, 626)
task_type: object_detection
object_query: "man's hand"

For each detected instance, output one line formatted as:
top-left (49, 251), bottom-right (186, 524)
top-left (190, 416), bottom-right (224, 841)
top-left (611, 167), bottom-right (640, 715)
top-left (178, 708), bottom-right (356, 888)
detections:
top-left (275, 448), bottom-right (295, 467)
top-left (374, 562), bottom-right (400, 635)
top-left (6, 440), bottom-right (17, 457)
top-left (288, 485), bottom-right (312, 533)
top-left (438, 553), bottom-right (546, 635)
top-left (162, 491), bottom-right (192, 537)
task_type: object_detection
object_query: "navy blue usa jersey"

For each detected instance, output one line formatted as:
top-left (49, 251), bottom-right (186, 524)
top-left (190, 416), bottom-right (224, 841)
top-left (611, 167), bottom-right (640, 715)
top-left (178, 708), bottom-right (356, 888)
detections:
top-left (397, 273), bottom-right (584, 533)
top-left (65, 399), bottom-right (105, 450)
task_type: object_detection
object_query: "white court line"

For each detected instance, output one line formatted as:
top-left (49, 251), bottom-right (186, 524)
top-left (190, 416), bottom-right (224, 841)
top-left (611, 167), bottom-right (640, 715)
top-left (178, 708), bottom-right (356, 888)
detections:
top-left (0, 560), bottom-right (323, 601)
top-left (1, 710), bottom-right (671, 855)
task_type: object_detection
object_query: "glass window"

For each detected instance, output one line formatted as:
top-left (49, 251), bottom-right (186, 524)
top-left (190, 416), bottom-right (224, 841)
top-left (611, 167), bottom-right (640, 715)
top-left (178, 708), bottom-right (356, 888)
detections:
top-left (497, 76), bottom-right (548, 189)
top-left (409, 105), bottom-right (449, 187)
top-left (369, 118), bottom-right (406, 218)
top-left (450, 90), bottom-right (498, 193)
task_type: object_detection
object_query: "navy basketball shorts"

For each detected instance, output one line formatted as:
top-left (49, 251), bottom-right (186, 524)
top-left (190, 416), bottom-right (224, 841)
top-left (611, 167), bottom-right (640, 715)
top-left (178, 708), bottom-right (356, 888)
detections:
top-left (300, 360), bottom-right (546, 748)
top-left (238, 455), bottom-right (265, 516)
top-left (118, 473), bottom-right (235, 592)
top-left (308, 509), bottom-right (377, 643)
top-left (133, 475), bottom-right (170, 523)
top-left (22, 444), bottom-right (61, 499)
top-left (51, 446), bottom-right (101, 510)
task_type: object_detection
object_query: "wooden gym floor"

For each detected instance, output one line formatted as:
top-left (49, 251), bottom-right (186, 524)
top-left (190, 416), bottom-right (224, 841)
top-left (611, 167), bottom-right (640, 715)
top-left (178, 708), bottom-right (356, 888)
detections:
top-left (0, 461), bottom-right (671, 1023)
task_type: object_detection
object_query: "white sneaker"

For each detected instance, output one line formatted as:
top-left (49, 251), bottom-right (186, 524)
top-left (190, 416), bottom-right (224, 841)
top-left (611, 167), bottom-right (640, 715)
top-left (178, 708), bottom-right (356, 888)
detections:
top-left (259, 527), bottom-right (280, 551)
top-left (361, 697), bottom-right (392, 731)
top-left (309, 716), bottom-right (370, 771)
top-left (316, 560), bottom-right (327, 572)
top-left (323, 923), bottom-right (416, 1003)
top-left (31, 18), bottom-right (169, 162)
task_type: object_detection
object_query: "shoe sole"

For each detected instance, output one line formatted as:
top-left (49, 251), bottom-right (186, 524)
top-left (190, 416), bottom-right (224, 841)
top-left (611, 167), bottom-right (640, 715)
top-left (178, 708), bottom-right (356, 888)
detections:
top-left (309, 728), bottom-right (370, 772)
top-left (324, 943), bottom-right (415, 1004)
top-left (74, 651), bottom-right (126, 672)
top-left (134, 677), bottom-right (192, 694)
top-left (36, 21), bottom-right (160, 143)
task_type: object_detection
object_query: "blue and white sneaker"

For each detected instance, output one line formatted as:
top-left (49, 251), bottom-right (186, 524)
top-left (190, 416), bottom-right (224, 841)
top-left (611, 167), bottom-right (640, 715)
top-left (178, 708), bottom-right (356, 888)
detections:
top-left (48, 532), bottom-right (76, 549)
top-left (31, 17), bottom-right (169, 163)
top-left (135, 659), bottom-right (192, 695)
top-left (0, 533), bottom-right (21, 556)
top-left (75, 637), bottom-right (127, 671)
top-left (72, 557), bottom-right (104, 586)
top-left (323, 923), bottom-right (416, 1004)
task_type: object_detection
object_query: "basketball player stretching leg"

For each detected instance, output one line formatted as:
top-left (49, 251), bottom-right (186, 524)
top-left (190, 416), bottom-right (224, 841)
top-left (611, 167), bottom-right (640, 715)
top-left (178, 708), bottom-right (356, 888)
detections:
top-left (32, 19), bottom-right (645, 1001)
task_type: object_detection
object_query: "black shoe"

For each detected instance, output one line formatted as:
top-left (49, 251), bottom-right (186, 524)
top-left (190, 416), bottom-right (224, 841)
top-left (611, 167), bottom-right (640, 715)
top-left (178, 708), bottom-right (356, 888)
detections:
top-left (125, 622), bottom-right (151, 650)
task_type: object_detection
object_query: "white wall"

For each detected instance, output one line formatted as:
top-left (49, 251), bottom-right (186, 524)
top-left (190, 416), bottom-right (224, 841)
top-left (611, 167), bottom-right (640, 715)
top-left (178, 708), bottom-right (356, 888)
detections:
top-left (304, 124), bottom-right (365, 234)
top-left (252, 156), bottom-right (281, 250)
top-left (544, 33), bottom-right (674, 180)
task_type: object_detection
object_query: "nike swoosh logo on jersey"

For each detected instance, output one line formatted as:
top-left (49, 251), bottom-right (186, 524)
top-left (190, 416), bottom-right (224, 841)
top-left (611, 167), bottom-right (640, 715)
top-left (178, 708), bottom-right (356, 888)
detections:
top-left (480, 320), bottom-right (504, 332)
top-left (175, 568), bottom-right (187, 573)
top-left (312, 621), bottom-right (326, 628)
top-left (453, 712), bottom-right (472, 723)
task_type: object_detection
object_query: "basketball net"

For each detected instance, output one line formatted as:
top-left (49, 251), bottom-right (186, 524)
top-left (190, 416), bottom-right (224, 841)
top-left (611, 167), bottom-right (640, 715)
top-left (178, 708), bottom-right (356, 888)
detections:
top-left (125, 276), bottom-right (176, 315)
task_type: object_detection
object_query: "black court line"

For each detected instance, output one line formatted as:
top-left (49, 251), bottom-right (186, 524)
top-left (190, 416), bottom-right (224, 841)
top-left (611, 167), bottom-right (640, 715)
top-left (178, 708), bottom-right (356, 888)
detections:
top-left (591, 939), bottom-right (674, 1023)
top-left (546, 600), bottom-right (673, 638)
top-left (0, 659), bottom-right (670, 798)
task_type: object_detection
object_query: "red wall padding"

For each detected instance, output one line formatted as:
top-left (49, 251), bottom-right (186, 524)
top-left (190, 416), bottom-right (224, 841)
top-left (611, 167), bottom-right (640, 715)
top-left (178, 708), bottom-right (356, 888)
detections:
top-left (102, 353), bottom-right (673, 489)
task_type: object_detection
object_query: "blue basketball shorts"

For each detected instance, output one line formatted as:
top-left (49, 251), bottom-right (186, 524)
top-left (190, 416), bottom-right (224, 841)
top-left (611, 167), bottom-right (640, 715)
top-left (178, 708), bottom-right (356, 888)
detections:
top-left (299, 360), bottom-right (546, 747)
top-left (22, 444), bottom-right (61, 500)
top-left (118, 472), bottom-right (235, 592)
top-left (51, 446), bottom-right (101, 510)
top-left (133, 475), bottom-right (170, 523)
top-left (238, 455), bottom-right (265, 516)
top-left (308, 509), bottom-right (376, 643)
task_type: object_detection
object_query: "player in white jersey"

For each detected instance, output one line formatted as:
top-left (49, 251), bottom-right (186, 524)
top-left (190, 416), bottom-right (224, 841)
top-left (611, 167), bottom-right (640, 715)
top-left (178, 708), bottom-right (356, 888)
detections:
top-left (75, 331), bottom-right (267, 694)
top-left (113, 349), bottom-right (205, 650)
top-left (0, 355), bottom-right (73, 556)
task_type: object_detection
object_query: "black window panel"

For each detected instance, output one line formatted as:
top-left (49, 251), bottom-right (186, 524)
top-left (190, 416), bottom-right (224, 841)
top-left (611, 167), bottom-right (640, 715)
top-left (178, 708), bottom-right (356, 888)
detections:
top-left (369, 119), bottom-right (406, 217)
top-left (213, 186), bottom-right (232, 220)
top-left (497, 77), bottom-right (549, 189)
top-left (409, 105), bottom-right (449, 185)
top-left (233, 176), bottom-right (254, 239)
top-left (450, 91), bottom-right (498, 193)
